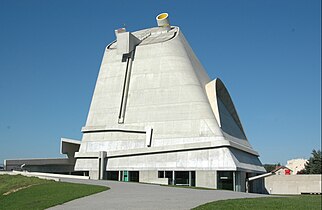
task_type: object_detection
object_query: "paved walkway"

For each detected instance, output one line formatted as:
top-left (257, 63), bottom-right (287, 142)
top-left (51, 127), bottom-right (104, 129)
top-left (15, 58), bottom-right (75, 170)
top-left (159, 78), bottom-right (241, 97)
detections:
top-left (48, 178), bottom-right (268, 210)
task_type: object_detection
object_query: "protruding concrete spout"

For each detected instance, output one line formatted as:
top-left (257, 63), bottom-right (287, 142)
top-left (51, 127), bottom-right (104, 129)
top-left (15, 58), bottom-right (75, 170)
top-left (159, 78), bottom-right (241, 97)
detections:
top-left (156, 13), bottom-right (170, 30)
top-left (115, 28), bottom-right (141, 55)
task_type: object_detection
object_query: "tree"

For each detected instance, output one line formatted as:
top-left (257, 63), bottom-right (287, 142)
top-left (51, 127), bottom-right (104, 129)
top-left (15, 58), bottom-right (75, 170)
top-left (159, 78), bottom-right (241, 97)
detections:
top-left (301, 149), bottom-right (322, 174)
top-left (263, 163), bottom-right (281, 172)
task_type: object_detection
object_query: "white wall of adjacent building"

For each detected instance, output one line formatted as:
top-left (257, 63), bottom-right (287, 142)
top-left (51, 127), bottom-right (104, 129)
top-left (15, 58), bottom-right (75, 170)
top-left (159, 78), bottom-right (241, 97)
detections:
top-left (264, 174), bottom-right (321, 194)
top-left (286, 158), bottom-right (307, 174)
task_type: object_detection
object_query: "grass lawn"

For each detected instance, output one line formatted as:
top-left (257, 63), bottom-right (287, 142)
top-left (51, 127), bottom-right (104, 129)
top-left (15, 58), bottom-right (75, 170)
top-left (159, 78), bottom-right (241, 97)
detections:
top-left (193, 195), bottom-right (322, 210)
top-left (0, 174), bottom-right (108, 210)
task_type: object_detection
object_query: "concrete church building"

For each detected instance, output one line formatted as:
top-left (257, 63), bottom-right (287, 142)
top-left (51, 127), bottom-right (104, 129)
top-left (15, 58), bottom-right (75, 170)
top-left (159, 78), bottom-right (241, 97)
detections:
top-left (72, 13), bottom-right (265, 191)
top-left (6, 13), bottom-right (265, 192)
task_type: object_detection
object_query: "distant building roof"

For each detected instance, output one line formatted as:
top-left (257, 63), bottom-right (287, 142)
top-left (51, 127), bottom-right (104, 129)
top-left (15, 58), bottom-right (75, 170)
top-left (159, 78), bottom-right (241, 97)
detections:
top-left (272, 166), bottom-right (292, 173)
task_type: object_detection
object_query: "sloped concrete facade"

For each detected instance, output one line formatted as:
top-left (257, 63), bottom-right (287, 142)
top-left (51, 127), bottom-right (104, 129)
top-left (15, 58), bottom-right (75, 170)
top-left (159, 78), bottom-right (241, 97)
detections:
top-left (74, 13), bottom-right (265, 191)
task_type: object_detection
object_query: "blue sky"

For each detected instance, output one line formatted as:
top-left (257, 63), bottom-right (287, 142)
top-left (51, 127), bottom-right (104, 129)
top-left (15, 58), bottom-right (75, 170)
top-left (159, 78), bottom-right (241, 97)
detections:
top-left (0, 0), bottom-right (320, 165)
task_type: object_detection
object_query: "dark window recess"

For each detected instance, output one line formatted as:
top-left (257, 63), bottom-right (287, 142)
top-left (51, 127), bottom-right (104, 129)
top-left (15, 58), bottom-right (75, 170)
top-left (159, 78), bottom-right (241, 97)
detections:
top-left (107, 171), bottom-right (119, 181)
top-left (158, 171), bottom-right (165, 178)
top-left (165, 171), bottom-right (173, 185)
top-left (190, 171), bottom-right (196, 187)
top-left (129, 171), bottom-right (139, 182)
top-left (165, 171), bottom-right (173, 179)
top-left (217, 171), bottom-right (234, 190)
top-left (175, 171), bottom-right (189, 185)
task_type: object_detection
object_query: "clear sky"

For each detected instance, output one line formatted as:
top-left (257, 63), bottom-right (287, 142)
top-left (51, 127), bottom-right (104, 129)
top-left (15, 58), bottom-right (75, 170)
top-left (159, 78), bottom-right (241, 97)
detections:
top-left (0, 0), bottom-right (320, 165)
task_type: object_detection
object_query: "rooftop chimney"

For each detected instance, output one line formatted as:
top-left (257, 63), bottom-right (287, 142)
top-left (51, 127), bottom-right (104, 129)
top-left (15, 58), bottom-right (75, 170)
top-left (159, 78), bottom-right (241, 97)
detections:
top-left (156, 13), bottom-right (170, 31)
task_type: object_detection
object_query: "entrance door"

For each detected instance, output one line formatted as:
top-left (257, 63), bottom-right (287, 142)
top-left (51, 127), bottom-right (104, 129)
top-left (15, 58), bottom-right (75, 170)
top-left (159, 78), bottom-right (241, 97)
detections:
top-left (123, 171), bottom-right (129, 182)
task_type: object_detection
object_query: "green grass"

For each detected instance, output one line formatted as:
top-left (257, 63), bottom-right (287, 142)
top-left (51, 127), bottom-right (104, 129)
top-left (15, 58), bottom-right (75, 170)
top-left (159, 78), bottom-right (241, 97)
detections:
top-left (0, 174), bottom-right (109, 210)
top-left (193, 195), bottom-right (322, 210)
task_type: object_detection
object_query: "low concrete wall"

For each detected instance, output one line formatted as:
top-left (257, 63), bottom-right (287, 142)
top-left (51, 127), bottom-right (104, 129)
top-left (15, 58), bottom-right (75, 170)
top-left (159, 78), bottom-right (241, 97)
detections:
top-left (265, 174), bottom-right (322, 194)
top-left (0, 171), bottom-right (60, 181)
top-left (12, 171), bottom-right (89, 180)
top-left (4, 158), bottom-right (75, 173)
top-left (0, 171), bottom-right (15, 175)
top-left (89, 170), bottom-right (99, 180)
